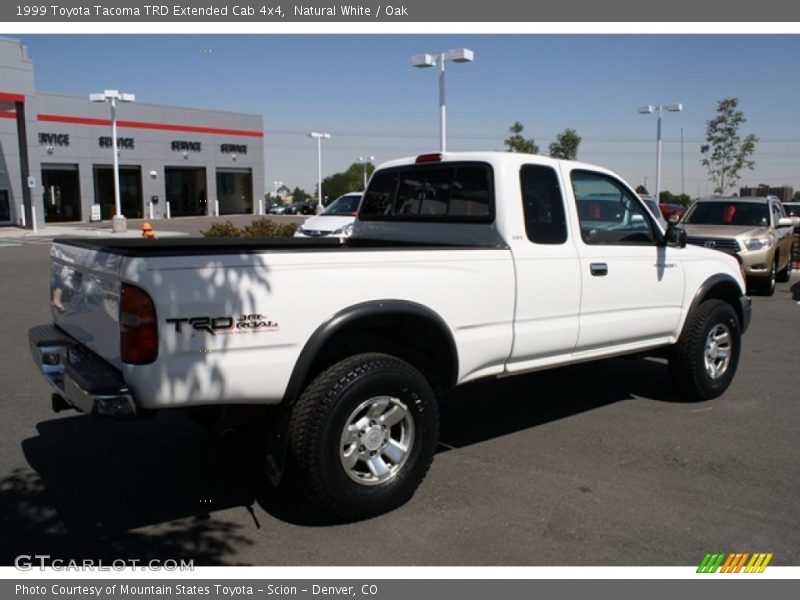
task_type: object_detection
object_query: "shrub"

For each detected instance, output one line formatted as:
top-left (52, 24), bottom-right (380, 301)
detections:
top-left (201, 218), bottom-right (298, 238)
top-left (201, 221), bottom-right (243, 237)
top-left (242, 217), bottom-right (298, 238)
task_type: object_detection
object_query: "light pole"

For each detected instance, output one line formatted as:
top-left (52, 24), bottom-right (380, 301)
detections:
top-left (637, 102), bottom-right (682, 205)
top-left (90, 89), bottom-right (135, 232)
top-left (411, 48), bottom-right (474, 152)
top-left (358, 155), bottom-right (374, 190)
top-left (309, 132), bottom-right (330, 212)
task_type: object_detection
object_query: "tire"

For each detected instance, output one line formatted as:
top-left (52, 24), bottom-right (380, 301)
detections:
top-left (287, 353), bottom-right (439, 520)
top-left (669, 299), bottom-right (741, 402)
top-left (776, 253), bottom-right (791, 283)
top-left (754, 258), bottom-right (777, 296)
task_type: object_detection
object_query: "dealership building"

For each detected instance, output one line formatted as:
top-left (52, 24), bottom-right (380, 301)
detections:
top-left (0, 37), bottom-right (264, 228)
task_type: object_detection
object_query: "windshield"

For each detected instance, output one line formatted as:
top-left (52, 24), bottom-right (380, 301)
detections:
top-left (684, 201), bottom-right (770, 227)
top-left (642, 198), bottom-right (659, 217)
top-left (323, 194), bottom-right (361, 216)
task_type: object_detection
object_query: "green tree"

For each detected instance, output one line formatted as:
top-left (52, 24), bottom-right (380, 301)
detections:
top-left (672, 193), bottom-right (692, 207)
top-left (700, 97), bottom-right (758, 195)
top-left (504, 122), bottom-right (539, 154)
top-left (657, 191), bottom-right (692, 207)
top-left (635, 184), bottom-right (649, 195)
top-left (320, 162), bottom-right (374, 205)
top-left (793, 191), bottom-right (800, 202)
top-left (548, 128), bottom-right (581, 160)
top-left (291, 187), bottom-right (308, 202)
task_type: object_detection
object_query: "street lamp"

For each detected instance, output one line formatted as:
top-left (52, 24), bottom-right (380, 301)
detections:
top-left (637, 102), bottom-right (682, 205)
top-left (358, 155), bottom-right (374, 190)
top-left (309, 132), bottom-right (330, 212)
top-left (411, 47), bottom-right (474, 152)
top-left (90, 90), bottom-right (135, 232)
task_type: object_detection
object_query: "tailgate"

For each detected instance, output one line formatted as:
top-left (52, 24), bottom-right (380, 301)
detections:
top-left (50, 241), bottom-right (124, 368)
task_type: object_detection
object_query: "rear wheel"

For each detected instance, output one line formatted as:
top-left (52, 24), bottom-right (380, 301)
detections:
top-left (669, 299), bottom-right (741, 401)
top-left (287, 353), bottom-right (439, 520)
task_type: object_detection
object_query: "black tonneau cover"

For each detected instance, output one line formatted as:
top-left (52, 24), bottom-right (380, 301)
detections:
top-left (54, 236), bottom-right (507, 257)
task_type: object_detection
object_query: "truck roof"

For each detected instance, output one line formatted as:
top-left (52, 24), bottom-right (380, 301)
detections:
top-left (375, 151), bottom-right (621, 179)
top-left (695, 196), bottom-right (775, 204)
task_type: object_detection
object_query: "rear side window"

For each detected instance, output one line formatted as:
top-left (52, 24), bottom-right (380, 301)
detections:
top-left (520, 164), bottom-right (567, 244)
top-left (360, 163), bottom-right (493, 222)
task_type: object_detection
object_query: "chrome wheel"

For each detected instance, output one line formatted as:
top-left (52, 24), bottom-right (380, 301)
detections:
top-left (704, 324), bottom-right (732, 380)
top-left (340, 395), bottom-right (415, 486)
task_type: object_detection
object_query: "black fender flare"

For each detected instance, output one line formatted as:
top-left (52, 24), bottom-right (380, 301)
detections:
top-left (282, 299), bottom-right (458, 406)
top-left (683, 273), bottom-right (751, 335)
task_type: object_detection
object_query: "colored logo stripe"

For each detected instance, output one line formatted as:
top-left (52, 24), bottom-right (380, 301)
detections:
top-left (697, 552), bottom-right (772, 573)
top-left (697, 553), bottom-right (726, 573)
top-left (745, 553), bottom-right (773, 573)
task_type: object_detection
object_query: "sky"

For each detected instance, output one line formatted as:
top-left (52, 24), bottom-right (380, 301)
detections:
top-left (12, 34), bottom-right (800, 196)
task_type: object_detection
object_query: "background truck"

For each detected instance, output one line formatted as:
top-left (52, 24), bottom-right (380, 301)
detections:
top-left (30, 151), bottom-right (751, 519)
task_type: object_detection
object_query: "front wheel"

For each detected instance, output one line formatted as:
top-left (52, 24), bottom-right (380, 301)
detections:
top-left (776, 253), bottom-right (791, 283)
top-left (287, 353), bottom-right (439, 520)
top-left (754, 258), bottom-right (777, 296)
top-left (669, 299), bottom-right (741, 401)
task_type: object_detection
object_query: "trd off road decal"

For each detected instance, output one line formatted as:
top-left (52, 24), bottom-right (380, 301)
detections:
top-left (166, 314), bottom-right (279, 335)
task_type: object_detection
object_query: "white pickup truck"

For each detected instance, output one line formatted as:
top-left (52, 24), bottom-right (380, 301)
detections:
top-left (29, 151), bottom-right (751, 519)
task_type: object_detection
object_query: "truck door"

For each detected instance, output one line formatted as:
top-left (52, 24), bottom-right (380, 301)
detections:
top-left (566, 168), bottom-right (684, 351)
top-left (506, 163), bottom-right (581, 373)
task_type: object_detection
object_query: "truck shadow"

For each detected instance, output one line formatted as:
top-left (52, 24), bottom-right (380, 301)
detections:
top-left (6, 410), bottom-right (258, 565)
top-left (438, 356), bottom-right (678, 450)
top-left (6, 356), bottom-right (681, 552)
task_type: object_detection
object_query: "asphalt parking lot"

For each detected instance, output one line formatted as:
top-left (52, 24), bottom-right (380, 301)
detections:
top-left (0, 224), bottom-right (798, 566)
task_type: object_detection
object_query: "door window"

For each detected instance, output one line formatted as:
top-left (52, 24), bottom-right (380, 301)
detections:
top-left (571, 170), bottom-right (656, 245)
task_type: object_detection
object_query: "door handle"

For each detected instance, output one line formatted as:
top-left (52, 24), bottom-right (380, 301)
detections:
top-left (590, 262), bottom-right (608, 276)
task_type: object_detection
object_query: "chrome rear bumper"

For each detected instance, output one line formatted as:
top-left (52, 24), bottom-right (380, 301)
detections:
top-left (28, 324), bottom-right (138, 418)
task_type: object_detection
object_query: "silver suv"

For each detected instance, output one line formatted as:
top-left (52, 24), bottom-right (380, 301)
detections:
top-left (682, 196), bottom-right (794, 296)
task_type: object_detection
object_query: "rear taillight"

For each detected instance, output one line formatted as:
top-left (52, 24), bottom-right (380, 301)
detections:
top-left (120, 283), bottom-right (158, 364)
top-left (415, 153), bottom-right (442, 163)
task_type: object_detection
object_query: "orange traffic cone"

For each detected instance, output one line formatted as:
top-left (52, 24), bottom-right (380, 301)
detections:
top-left (142, 222), bottom-right (155, 239)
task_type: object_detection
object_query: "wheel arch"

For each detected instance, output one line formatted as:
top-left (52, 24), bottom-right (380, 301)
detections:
top-left (282, 300), bottom-right (459, 406)
top-left (684, 274), bottom-right (748, 335)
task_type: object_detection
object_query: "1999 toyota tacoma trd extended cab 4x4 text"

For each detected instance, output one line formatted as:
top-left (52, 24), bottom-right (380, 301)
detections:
top-left (29, 152), bottom-right (751, 519)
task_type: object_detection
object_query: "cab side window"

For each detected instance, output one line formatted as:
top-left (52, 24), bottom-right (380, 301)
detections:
top-left (570, 170), bottom-right (656, 245)
top-left (520, 165), bottom-right (567, 244)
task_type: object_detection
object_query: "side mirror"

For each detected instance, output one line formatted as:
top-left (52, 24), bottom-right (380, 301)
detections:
top-left (777, 217), bottom-right (793, 227)
top-left (665, 224), bottom-right (687, 248)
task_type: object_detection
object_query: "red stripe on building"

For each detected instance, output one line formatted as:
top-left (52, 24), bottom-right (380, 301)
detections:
top-left (0, 112), bottom-right (16, 119)
top-left (36, 114), bottom-right (264, 138)
top-left (0, 92), bottom-right (25, 103)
